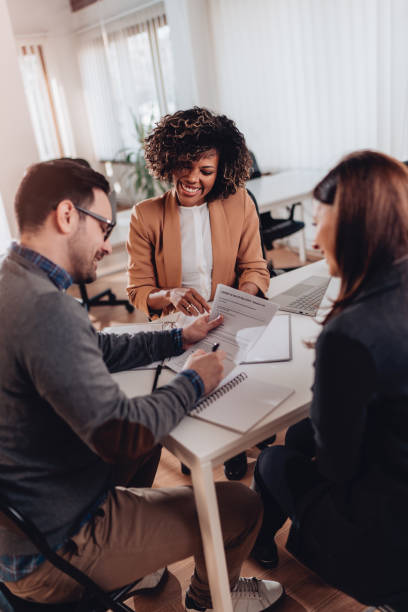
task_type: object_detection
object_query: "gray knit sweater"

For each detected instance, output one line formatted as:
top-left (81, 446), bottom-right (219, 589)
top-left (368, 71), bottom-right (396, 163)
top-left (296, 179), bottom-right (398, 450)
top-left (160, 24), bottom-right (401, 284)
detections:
top-left (0, 251), bottom-right (197, 555)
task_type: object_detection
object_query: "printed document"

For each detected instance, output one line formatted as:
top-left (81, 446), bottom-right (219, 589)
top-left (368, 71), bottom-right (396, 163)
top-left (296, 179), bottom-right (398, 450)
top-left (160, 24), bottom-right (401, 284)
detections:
top-left (167, 284), bottom-right (279, 377)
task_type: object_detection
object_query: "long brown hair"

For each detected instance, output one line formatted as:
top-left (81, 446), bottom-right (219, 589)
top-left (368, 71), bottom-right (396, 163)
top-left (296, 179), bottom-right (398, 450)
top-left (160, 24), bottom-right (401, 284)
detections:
top-left (314, 150), bottom-right (408, 323)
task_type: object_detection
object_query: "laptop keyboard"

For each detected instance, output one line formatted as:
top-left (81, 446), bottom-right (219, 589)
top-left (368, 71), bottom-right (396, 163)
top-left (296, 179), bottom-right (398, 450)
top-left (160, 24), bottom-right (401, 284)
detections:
top-left (282, 285), bottom-right (328, 316)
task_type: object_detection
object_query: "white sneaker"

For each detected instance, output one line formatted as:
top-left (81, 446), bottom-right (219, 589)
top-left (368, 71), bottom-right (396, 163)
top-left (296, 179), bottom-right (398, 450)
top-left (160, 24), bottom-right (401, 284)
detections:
top-left (133, 567), bottom-right (167, 593)
top-left (185, 577), bottom-right (284, 611)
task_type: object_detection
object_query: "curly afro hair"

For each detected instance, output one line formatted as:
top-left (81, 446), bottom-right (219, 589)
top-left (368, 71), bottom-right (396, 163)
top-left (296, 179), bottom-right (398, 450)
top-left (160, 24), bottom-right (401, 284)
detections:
top-left (144, 107), bottom-right (252, 201)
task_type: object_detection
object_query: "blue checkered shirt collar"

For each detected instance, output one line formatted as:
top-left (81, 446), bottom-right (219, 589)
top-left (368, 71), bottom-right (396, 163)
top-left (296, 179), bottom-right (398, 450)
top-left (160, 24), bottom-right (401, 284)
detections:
top-left (11, 242), bottom-right (72, 291)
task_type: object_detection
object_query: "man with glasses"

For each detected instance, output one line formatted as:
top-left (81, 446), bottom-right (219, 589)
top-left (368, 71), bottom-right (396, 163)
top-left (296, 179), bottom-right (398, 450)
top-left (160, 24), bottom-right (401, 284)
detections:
top-left (74, 204), bottom-right (115, 241)
top-left (0, 159), bottom-right (283, 612)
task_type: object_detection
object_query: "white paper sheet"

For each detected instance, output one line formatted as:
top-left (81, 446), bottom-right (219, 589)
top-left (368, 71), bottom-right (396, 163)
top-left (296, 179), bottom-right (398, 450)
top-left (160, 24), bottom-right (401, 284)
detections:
top-left (167, 284), bottom-right (279, 377)
top-left (243, 313), bottom-right (292, 363)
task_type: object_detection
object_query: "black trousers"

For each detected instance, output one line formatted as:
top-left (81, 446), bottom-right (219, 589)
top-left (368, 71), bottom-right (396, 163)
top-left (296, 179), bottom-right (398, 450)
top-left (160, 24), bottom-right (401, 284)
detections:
top-left (254, 418), bottom-right (322, 545)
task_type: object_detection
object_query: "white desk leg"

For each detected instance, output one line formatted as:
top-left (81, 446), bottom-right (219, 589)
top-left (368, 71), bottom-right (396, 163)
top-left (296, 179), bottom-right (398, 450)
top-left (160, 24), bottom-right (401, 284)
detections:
top-left (190, 461), bottom-right (233, 612)
top-left (299, 202), bottom-right (307, 264)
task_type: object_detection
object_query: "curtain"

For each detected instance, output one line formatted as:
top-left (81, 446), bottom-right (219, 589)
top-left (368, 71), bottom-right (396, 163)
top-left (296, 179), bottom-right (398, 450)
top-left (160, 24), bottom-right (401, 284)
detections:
top-left (18, 44), bottom-right (63, 161)
top-left (209, 0), bottom-right (408, 171)
top-left (77, 3), bottom-right (175, 160)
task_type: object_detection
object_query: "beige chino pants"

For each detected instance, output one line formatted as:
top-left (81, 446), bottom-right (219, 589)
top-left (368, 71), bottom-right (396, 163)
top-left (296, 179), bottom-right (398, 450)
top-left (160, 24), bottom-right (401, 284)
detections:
top-left (7, 472), bottom-right (262, 609)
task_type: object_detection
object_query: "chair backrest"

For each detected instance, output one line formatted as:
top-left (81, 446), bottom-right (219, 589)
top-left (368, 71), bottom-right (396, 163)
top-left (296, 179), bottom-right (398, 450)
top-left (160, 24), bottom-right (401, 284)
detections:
top-left (246, 188), bottom-right (267, 260)
top-left (246, 188), bottom-right (276, 278)
top-left (248, 151), bottom-right (262, 180)
top-left (0, 496), bottom-right (131, 612)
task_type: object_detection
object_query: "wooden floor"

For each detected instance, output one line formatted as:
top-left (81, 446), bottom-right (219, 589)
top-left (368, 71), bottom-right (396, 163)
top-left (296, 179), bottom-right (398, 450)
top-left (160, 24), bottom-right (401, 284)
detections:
top-left (68, 245), bottom-right (365, 612)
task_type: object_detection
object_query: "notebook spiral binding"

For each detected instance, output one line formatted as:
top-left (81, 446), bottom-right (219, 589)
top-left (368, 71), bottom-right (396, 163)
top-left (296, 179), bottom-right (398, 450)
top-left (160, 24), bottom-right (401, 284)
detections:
top-left (193, 372), bottom-right (248, 414)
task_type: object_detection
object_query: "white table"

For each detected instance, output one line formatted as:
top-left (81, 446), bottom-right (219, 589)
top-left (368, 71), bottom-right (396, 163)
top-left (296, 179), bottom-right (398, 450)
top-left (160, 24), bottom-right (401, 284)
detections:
top-left (247, 170), bottom-right (325, 263)
top-left (113, 260), bottom-right (338, 611)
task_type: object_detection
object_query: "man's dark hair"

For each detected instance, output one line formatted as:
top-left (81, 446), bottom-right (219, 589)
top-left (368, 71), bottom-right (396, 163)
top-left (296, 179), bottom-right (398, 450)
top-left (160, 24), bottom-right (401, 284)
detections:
top-left (15, 159), bottom-right (110, 232)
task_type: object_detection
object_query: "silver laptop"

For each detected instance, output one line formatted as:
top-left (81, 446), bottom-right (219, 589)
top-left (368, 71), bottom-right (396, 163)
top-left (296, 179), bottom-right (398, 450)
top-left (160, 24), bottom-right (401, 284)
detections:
top-left (271, 276), bottom-right (330, 316)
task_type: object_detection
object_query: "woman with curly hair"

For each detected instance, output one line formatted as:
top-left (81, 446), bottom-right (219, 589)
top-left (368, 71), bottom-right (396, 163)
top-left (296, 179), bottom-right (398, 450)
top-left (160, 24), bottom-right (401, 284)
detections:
top-left (126, 107), bottom-right (269, 318)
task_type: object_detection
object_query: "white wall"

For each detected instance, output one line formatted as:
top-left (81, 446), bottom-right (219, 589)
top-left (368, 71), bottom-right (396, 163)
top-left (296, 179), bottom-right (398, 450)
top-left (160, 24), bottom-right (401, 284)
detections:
top-left (7, 0), bottom-right (71, 35)
top-left (0, 0), bottom-right (39, 238)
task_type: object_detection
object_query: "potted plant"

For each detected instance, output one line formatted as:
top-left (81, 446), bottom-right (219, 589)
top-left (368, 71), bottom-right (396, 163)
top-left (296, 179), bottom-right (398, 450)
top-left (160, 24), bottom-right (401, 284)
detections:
top-left (117, 111), bottom-right (167, 201)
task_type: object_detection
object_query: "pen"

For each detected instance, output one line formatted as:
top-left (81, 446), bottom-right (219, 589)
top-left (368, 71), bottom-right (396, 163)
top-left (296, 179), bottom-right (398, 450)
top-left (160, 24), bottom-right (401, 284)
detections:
top-left (212, 343), bottom-right (220, 352)
top-left (152, 362), bottom-right (163, 392)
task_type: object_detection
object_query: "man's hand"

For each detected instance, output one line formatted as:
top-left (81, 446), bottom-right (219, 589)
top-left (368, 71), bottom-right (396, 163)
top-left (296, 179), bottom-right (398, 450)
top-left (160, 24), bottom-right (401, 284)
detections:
top-left (182, 314), bottom-right (224, 349)
top-left (169, 287), bottom-right (210, 316)
top-left (182, 349), bottom-right (226, 395)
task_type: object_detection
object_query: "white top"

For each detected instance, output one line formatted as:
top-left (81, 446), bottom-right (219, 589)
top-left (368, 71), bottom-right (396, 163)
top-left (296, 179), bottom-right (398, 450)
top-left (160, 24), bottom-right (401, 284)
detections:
top-left (179, 202), bottom-right (213, 300)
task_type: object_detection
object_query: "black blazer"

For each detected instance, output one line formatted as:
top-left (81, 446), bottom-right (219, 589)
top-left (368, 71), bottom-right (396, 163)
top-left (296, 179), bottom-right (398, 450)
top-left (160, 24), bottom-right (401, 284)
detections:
top-left (287, 258), bottom-right (408, 605)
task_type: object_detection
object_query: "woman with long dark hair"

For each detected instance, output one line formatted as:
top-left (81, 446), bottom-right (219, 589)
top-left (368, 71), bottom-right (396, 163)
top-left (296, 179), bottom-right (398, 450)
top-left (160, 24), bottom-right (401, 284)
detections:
top-left (253, 150), bottom-right (408, 610)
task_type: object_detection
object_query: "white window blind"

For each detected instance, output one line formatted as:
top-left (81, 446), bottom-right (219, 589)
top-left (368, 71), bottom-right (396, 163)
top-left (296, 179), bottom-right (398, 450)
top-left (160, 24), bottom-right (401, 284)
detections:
top-left (209, 0), bottom-right (408, 171)
top-left (18, 44), bottom-right (63, 161)
top-left (18, 43), bottom-right (75, 162)
top-left (77, 3), bottom-right (175, 160)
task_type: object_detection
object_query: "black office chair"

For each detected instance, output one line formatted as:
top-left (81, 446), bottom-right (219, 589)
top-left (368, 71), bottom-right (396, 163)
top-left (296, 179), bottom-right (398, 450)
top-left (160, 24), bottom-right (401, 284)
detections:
top-left (78, 192), bottom-right (134, 313)
top-left (248, 152), bottom-right (305, 258)
top-left (79, 283), bottom-right (134, 314)
top-left (0, 495), bottom-right (142, 612)
top-left (246, 188), bottom-right (276, 278)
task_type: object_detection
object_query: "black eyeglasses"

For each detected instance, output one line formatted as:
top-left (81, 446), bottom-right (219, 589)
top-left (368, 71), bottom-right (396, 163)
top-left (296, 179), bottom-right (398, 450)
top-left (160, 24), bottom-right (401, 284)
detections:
top-left (74, 205), bottom-right (116, 241)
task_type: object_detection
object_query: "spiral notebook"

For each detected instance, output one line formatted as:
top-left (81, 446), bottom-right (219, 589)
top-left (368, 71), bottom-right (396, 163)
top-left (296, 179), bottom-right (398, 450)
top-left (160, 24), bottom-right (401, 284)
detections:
top-left (190, 370), bottom-right (293, 433)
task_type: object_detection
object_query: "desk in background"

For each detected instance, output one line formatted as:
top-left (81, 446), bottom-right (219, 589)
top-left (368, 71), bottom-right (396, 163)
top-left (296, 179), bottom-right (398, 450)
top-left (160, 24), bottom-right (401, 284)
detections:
top-left (113, 259), bottom-right (338, 611)
top-left (247, 170), bottom-right (325, 263)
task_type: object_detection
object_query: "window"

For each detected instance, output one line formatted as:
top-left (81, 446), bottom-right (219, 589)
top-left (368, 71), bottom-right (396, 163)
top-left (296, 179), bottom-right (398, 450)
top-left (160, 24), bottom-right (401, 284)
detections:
top-left (18, 44), bottom-right (74, 161)
top-left (77, 5), bottom-right (176, 160)
top-left (18, 44), bottom-right (63, 160)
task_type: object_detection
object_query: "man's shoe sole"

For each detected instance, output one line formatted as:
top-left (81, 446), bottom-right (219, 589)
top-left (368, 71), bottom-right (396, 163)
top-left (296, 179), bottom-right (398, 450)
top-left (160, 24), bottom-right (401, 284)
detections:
top-left (265, 586), bottom-right (285, 610)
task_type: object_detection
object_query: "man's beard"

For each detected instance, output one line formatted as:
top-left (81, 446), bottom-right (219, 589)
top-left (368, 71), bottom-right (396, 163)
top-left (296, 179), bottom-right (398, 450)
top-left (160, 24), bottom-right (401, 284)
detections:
top-left (68, 233), bottom-right (99, 284)
top-left (71, 257), bottom-right (96, 285)
top-left (80, 269), bottom-right (97, 284)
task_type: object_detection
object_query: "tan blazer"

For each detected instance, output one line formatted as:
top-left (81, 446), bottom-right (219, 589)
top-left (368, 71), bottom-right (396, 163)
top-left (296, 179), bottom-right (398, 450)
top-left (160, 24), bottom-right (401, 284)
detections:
top-left (126, 188), bottom-right (269, 316)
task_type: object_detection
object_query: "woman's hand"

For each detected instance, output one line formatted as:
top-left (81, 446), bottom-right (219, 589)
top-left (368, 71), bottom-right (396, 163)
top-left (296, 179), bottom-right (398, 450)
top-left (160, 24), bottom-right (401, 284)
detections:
top-left (169, 287), bottom-right (210, 316)
top-left (182, 314), bottom-right (224, 349)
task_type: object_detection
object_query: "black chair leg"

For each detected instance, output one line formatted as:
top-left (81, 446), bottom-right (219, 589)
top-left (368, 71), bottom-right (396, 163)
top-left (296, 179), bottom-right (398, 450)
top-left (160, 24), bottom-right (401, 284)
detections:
top-left (224, 453), bottom-right (248, 480)
top-left (181, 455), bottom-right (248, 481)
